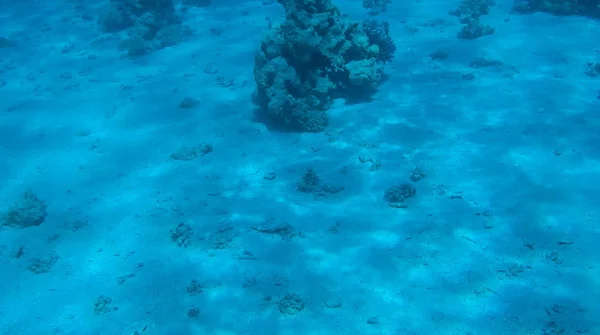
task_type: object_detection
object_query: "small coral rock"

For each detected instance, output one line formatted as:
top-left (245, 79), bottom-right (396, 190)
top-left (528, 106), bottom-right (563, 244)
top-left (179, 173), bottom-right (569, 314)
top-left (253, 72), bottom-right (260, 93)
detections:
top-left (384, 183), bottom-right (416, 205)
top-left (179, 96), bottom-right (200, 109)
top-left (278, 293), bottom-right (304, 315)
top-left (2, 190), bottom-right (47, 228)
top-left (297, 168), bottom-right (320, 193)
top-left (170, 144), bottom-right (212, 161)
top-left (182, 0), bottom-right (211, 6)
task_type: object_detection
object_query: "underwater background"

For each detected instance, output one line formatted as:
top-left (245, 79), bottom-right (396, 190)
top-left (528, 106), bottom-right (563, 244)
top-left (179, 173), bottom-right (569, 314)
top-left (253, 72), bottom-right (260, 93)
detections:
top-left (1, 0), bottom-right (599, 334)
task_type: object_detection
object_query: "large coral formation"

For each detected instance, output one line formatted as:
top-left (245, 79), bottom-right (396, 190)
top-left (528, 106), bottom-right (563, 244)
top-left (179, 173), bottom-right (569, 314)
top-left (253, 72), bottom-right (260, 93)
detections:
top-left (450, 0), bottom-right (495, 40)
top-left (253, 0), bottom-right (396, 132)
top-left (512, 0), bottom-right (600, 18)
top-left (98, 0), bottom-right (186, 56)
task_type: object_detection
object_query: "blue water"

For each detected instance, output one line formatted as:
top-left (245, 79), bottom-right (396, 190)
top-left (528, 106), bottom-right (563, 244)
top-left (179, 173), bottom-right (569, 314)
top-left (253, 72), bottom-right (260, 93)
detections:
top-left (1, 0), bottom-right (599, 334)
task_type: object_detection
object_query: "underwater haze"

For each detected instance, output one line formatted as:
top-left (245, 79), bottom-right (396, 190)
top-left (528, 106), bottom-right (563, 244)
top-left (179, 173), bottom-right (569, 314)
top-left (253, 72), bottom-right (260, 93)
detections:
top-left (0, 0), bottom-right (599, 334)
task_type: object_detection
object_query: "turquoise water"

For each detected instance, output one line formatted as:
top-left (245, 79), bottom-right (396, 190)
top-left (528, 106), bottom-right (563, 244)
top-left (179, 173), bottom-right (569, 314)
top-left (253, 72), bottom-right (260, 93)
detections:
top-left (0, 0), bottom-right (598, 334)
